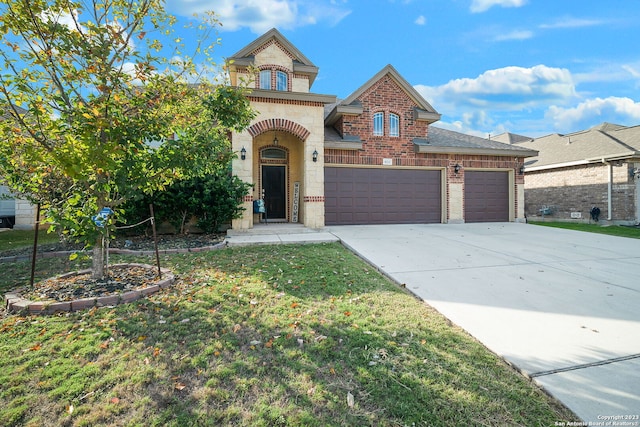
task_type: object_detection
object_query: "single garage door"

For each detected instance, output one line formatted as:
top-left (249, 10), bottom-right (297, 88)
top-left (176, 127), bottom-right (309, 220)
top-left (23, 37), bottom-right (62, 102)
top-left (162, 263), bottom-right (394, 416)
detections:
top-left (325, 167), bottom-right (441, 225)
top-left (464, 171), bottom-right (509, 222)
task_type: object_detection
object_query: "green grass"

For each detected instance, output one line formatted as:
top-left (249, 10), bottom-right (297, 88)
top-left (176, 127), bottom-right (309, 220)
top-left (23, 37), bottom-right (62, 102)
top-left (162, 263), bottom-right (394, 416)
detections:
top-left (529, 221), bottom-right (640, 239)
top-left (0, 244), bottom-right (578, 426)
top-left (0, 229), bottom-right (61, 252)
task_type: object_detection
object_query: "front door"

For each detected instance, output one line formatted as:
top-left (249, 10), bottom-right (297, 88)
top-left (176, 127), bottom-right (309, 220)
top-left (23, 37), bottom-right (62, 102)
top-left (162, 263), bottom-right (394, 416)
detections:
top-left (262, 165), bottom-right (286, 220)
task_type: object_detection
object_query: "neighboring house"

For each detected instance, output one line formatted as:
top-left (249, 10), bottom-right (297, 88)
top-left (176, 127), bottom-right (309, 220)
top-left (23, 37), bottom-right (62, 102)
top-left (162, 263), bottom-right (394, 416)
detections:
top-left (0, 105), bottom-right (37, 229)
top-left (495, 123), bottom-right (640, 224)
top-left (228, 28), bottom-right (537, 230)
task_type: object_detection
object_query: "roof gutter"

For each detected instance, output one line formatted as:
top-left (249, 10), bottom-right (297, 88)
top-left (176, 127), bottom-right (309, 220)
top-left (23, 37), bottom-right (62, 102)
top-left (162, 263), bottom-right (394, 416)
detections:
top-left (526, 152), bottom-right (640, 172)
top-left (585, 151), bottom-right (640, 163)
top-left (414, 144), bottom-right (538, 158)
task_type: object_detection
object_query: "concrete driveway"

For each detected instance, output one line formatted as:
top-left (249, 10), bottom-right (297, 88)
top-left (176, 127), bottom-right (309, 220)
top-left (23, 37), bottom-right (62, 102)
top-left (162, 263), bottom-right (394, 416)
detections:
top-left (326, 223), bottom-right (640, 423)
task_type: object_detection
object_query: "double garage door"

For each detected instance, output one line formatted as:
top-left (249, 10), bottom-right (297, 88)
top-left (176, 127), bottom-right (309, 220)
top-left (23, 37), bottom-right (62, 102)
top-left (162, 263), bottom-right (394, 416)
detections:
top-left (325, 167), bottom-right (442, 225)
top-left (325, 167), bottom-right (509, 225)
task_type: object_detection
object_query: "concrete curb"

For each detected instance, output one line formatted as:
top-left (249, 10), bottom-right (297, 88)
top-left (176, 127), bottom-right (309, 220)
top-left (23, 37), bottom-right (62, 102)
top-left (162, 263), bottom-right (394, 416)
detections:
top-left (4, 263), bottom-right (175, 315)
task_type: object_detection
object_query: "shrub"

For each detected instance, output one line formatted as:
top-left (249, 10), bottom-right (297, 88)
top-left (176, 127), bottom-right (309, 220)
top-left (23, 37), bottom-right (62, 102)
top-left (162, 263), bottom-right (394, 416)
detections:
top-left (120, 171), bottom-right (251, 234)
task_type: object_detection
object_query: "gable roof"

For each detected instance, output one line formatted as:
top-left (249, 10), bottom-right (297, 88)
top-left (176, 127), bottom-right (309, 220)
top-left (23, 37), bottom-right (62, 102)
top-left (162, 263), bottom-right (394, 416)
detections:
top-left (349, 64), bottom-right (440, 119)
top-left (414, 126), bottom-right (538, 157)
top-left (325, 64), bottom-right (441, 126)
top-left (518, 123), bottom-right (640, 170)
top-left (228, 28), bottom-right (319, 86)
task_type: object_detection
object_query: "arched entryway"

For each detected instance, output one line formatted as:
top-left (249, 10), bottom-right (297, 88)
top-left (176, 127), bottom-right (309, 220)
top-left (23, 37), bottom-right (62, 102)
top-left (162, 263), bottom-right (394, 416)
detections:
top-left (260, 147), bottom-right (288, 221)
top-left (247, 119), bottom-right (309, 224)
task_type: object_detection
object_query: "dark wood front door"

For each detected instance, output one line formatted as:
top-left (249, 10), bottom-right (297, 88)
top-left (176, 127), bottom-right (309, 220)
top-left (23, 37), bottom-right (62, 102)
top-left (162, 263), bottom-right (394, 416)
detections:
top-left (262, 165), bottom-right (286, 220)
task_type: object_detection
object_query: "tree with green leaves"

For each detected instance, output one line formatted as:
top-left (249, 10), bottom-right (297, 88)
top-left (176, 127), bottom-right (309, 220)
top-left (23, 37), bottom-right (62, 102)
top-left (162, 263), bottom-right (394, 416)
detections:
top-left (0, 0), bottom-right (255, 278)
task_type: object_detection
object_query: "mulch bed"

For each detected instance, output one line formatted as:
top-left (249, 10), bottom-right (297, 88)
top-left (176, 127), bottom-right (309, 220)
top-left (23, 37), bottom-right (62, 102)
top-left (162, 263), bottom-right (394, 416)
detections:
top-left (2, 234), bottom-right (223, 313)
top-left (24, 264), bottom-right (162, 302)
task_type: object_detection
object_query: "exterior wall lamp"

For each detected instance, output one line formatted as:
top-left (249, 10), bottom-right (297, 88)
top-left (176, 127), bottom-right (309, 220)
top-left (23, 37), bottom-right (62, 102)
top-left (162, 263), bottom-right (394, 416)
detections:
top-left (273, 132), bottom-right (279, 146)
top-left (454, 164), bottom-right (461, 174)
top-left (312, 149), bottom-right (319, 162)
top-left (240, 147), bottom-right (246, 160)
top-left (519, 165), bottom-right (525, 174)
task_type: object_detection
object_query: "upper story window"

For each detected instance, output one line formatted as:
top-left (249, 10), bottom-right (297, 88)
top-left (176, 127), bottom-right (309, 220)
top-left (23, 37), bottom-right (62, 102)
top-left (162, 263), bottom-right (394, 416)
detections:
top-left (373, 112), bottom-right (384, 136)
top-left (389, 113), bottom-right (399, 137)
top-left (259, 70), bottom-right (271, 89)
top-left (276, 71), bottom-right (288, 91)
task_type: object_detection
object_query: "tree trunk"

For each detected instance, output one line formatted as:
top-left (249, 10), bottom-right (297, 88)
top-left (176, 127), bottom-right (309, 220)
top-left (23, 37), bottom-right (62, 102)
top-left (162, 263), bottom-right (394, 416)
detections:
top-left (92, 237), bottom-right (105, 279)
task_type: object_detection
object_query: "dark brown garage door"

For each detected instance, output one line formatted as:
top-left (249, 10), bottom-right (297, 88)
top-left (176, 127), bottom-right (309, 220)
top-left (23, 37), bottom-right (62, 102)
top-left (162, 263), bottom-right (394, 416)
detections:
top-left (464, 171), bottom-right (509, 222)
top-left (325, 167), bottom-right (441, 225)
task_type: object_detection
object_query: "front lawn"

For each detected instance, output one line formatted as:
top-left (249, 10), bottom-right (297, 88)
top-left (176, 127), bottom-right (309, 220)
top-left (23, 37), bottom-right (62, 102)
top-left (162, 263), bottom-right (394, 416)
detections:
top-left (529, 221), bottom-right (640, 239)
top-left (0, 243), bottom-right (578, 426)
top-left (0, 229), bottom-right (60, 253)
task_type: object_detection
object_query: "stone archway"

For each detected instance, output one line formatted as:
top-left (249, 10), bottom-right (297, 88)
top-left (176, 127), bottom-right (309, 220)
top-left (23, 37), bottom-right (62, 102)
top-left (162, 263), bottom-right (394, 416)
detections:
top-left (248, 118), bottom-right (310, 141)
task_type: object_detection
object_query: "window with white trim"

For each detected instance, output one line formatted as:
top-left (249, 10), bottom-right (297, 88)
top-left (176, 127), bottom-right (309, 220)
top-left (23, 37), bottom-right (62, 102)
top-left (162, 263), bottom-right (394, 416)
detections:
top-left (389, 113), bottom-right (399, 137)
top-left (259, 70), bottom-right (271, 89)
top-left (276, 71), bottom-right (288, 91)
top-left (373, 112), bottom-right (384, 136)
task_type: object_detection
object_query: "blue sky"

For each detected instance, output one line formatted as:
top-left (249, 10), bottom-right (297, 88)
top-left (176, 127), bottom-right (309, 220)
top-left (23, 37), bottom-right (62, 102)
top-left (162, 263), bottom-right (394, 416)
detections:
top-left (165, 0), bottom-right (640, 138)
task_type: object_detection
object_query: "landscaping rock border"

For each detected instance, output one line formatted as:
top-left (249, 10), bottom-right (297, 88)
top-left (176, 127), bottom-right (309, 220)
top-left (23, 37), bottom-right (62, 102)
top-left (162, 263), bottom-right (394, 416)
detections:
top-left (4, 263), bottom-right (175, 315)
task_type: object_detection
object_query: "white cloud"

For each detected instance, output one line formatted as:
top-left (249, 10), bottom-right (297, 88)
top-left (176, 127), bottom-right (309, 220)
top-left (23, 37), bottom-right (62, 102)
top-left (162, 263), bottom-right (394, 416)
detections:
top-left (539, 17), bottom-right (605, 30)
top-left (622, 64), bottom-right (640, 79)
top-left (415, 15), bottom-right (426, 25)
top-left (493, 30), bottom-right (533, 41)
top-left (415, 65), bottom-right (576, 113)
top-left (166, 0), bottom-right (351, 33)
top-left (39, 9), bottom-right (80, 30)
top-left (546, 97), bottom-right (640, 131)
top-left (470, 0), bottom-right (527, 13)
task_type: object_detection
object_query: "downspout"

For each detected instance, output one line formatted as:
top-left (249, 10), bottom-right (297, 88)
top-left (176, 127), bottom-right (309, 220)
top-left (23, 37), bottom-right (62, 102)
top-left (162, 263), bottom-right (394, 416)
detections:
top-left (602, 159), bottom-right (613, 221)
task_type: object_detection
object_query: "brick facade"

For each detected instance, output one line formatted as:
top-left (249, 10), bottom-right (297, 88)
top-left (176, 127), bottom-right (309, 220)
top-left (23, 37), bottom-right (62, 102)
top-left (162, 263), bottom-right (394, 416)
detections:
top-left (525, 163), bottom-right (638, 223)
top-left (333, 77), bottom-right (428, 160)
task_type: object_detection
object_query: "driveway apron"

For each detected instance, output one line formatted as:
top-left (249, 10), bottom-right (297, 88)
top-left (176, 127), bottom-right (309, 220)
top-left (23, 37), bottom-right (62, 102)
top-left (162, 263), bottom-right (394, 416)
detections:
top-left (327, 223), bottom-right (640, 423)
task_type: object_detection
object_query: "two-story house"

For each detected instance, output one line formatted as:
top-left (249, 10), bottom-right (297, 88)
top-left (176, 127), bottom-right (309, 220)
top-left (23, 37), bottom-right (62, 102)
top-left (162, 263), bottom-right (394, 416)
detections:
top-left (227, 29), bottom-right (537, 231)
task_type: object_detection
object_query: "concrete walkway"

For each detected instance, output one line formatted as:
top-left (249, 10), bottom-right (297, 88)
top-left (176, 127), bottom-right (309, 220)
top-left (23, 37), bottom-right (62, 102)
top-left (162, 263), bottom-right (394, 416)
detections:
top-left (225, 223), bottom-right (339, 246)
top-left (224, 222), bottom-right (640, 422)
top-left (327, 223), bottom-right (640, 424)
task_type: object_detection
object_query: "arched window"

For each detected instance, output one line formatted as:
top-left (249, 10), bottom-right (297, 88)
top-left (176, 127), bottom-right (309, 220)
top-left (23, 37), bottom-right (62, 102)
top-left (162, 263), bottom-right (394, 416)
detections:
top-left (276, 71), bottom-right (288, 91)
top-left (259, 70), bottom-right (271, 89)
top-left (389, 113), bottom-right (399, 137)
top-left (373, 112), bottom-right (384, 136)
top-left (261, 147), bottom-right (287, 159)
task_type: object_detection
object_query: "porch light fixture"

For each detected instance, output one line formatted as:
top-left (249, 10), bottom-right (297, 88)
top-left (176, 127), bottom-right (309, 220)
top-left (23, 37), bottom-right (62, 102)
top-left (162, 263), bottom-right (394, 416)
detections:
top-left (519, 165), bottom-right (525, 174)
top-left (454, 164), bottom-right (461, 174)
top-left (312, 149), bottom-right (319, 162)
top-left (240, 147), bottom-right (246, 160)
top-left (273, 132), bottom-right (279, 146)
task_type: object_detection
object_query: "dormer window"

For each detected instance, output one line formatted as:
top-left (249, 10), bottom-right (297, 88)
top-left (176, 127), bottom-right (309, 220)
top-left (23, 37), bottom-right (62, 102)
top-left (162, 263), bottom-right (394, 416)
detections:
top-left (276, 71), bottom-right (288, 91)
top-left (260, 70), bottom-right (271, 89)
top-left (390, 113), bottom-right (399, 137)
top-left (373, 112), bottom-right (384, 136)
